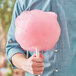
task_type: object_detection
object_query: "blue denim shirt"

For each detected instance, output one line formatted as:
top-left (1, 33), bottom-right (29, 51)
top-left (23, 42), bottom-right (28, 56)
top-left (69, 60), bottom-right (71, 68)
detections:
top-left (6, 0), bottom-right (76, 76)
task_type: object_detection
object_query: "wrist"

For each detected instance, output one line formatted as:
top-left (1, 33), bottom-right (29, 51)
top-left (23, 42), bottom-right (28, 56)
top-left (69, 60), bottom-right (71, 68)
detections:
top-left (21, 58), bottom-right (28, 71)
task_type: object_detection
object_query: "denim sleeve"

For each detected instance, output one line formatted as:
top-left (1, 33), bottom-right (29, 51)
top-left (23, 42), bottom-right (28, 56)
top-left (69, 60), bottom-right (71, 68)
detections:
top-left (6, 0), bottom-right (27, 69)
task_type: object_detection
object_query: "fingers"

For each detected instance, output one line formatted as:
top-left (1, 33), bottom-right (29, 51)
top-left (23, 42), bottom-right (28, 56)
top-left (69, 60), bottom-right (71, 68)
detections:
top-left (31, 53), bottom-right (44, 59)
top-left (39, 53), bottom-right (44, 59)
top-left (28, 60), bottom-right (44, 67)
top-left (32, 57), bottom-right (43, 63)
top-left (29, 66), bottom-right (44, 75)
top-left (31, 53), bottom-right (44, 63)
top-left (32, 66), bottom-right (44, 72)
top-left (26, 53), bottom-right (44, 75)
top-left (31, 71), bottom-right (43, 75)
top-left (26, 61), bottom-right (44, 75)
top-left (33, 62), bottom-right (44, 67)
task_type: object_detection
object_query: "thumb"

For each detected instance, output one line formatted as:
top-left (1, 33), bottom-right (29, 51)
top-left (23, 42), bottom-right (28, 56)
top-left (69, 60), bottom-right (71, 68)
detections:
top-left (39, 53), bottom-right (44, 59)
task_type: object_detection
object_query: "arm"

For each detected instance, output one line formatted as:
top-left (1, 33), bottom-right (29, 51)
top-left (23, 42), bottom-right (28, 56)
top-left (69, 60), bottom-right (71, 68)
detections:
top-left (11, 53), bottom-right (27, 70)
top-left (12, 53), bottom-right (44, 75)
top-left (6, 0), bottom-right (27, 69)
top-left (6, 0), bottom-right (44, 75)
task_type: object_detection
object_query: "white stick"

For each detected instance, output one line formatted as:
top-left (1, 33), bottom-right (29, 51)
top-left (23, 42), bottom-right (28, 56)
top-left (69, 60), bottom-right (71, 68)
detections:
top-left (36, 48), bottom-right (40, 76)
top-left (36, 48), bottom-right (39, 57)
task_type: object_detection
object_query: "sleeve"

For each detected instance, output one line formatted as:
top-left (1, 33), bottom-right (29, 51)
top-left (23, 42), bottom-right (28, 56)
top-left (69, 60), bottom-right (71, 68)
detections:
top-left (6, 0), bottom-right (27, 69)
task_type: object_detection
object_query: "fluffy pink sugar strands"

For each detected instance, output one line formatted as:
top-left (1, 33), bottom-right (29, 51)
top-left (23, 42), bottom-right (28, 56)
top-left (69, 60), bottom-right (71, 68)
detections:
top-left (15, 9), bottom-right (61, 51)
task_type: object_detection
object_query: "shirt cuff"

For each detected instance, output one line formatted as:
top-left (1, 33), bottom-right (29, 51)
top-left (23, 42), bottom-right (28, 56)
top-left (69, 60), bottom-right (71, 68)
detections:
top-left (7, 47), bottom-right (27, 69)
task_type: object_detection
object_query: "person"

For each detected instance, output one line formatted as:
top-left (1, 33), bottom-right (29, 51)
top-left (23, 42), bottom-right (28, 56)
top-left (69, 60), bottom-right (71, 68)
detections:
top-left (6, 0), bottom-right (76, 76)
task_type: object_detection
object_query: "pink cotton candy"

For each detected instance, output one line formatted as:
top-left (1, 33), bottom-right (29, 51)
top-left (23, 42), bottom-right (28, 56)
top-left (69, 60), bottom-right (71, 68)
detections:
top-left (15, 9), bottom-right (61, 51)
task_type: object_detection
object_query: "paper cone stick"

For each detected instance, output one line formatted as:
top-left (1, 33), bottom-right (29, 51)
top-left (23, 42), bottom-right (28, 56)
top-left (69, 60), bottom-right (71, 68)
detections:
top-left (36, 48), bottom-right (40, 76)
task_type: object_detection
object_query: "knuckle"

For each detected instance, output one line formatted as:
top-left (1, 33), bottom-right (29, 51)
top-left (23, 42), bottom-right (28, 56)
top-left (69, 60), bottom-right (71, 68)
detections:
top-left (41, 70), bottom-right (44, 74)
top-left (42, 63), bottom-right (44, 66)
top-left (40, 63), bottom-right (43, 67)
top-left (40, 72), bottom-right (42, 74)
top-left (41, 71), bottom-right (43, 74)
top-left (42, 67), bottom-right (44, 71)
top-left (39, 66), bottom-right (44, 72)
top-left (41, 58), bottom-right (44, 61)
top-left (39, 71), bottom-right (42, 75)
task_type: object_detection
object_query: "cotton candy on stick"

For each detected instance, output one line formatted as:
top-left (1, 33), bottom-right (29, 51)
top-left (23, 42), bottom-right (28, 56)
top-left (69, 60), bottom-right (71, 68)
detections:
top-left (15, 9), bottom-right (61, 76)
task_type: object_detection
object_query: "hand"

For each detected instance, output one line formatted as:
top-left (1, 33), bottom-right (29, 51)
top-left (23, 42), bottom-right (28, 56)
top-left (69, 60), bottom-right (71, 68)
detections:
top-left (23, 53), bottom-right (44, 75)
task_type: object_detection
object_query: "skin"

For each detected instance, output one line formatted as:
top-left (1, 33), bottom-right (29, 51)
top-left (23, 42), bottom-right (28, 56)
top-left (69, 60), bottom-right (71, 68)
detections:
top-left (12, 53), bottom-right (44, 75)
top-left (0, 55), bottom-right (5, 68)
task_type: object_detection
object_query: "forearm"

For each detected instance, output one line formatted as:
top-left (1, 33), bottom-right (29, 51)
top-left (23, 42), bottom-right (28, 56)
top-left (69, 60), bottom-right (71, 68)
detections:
top-left (11, 53), bottom-right (27, 70)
